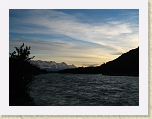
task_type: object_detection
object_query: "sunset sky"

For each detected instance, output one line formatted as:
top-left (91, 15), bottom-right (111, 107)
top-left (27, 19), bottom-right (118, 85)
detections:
top-left (9, 9), bottom-right (139, 67)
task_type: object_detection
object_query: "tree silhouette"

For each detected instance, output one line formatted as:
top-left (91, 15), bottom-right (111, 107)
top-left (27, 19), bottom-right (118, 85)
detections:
top-left (9, 43), bottom-right (47, 106)
top-left (9, 43), bottom-right (35, 61)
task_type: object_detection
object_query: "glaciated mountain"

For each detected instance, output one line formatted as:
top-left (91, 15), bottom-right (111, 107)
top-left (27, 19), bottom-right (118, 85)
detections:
top-left (30, 60), bottom-right (76, 72)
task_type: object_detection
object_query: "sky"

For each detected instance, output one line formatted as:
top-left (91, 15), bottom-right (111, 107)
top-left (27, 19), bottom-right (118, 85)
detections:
top-left (9, 9), bottom-right (139, 67)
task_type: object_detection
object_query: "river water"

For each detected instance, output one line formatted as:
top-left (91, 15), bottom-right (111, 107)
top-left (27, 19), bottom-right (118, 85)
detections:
top-left (29, 74), bottom-right (139, 106)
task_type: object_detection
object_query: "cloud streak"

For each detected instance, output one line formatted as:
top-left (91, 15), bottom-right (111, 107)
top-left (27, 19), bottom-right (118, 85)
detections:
top-left (9, 9), bottom-right (139, 66)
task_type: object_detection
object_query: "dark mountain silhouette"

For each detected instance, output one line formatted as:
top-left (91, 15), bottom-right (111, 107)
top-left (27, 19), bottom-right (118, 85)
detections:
top-left (58, 47), bottom-right (139, 77)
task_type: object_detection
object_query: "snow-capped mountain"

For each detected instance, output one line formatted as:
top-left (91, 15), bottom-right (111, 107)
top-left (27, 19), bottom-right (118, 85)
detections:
top-left (30, 60), bottom-right (76, 72)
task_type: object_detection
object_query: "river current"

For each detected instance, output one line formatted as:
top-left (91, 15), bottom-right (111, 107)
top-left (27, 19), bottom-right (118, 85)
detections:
top-left (29, 74), bottom-right (139, 106)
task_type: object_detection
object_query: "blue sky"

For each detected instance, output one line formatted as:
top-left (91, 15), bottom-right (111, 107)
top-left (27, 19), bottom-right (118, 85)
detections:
top-left (9, 9), bottom-right (139, 67)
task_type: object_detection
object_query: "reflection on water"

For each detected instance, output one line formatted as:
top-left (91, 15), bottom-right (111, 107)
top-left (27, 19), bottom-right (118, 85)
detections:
top-left (29, 74), bottom-right (139, 106)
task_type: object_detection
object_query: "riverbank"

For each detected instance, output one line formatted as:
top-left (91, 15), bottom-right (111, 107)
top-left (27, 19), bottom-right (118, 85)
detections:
top-left (9, 58), bottom-right (47, 106)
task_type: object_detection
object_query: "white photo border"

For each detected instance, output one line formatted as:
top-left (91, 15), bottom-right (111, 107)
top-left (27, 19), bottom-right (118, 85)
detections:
top-left (0, 0), bottom-right (148, 115)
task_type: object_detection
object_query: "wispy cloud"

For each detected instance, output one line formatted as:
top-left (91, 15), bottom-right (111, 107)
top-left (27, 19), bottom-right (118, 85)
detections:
top-left (9, 9), bottom-right (139, 66)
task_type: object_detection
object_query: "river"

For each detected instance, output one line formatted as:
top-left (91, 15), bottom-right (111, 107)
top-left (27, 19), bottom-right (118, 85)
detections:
top-left (28, 73), bottom-right (139, 106)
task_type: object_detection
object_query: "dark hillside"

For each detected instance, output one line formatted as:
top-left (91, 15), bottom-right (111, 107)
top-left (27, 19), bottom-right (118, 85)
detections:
top-left (58, 47), bottom-right (139, 76)
top-left (99, 47), bottom-right (139, 76)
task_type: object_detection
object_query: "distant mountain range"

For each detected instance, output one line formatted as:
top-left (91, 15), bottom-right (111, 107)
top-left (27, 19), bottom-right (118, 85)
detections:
top-left (58, 47), bottom-right (139, 76)
top-left (30, 60), bottom-right (76, 72)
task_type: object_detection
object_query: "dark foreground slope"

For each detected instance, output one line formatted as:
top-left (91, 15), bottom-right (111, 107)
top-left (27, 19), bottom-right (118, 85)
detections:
top-left (98, 47), bottom-right (139, 76)
top-left (9, 58), bottom-right (47, 106)
top-left (58, 47), bottom-right (139, 76)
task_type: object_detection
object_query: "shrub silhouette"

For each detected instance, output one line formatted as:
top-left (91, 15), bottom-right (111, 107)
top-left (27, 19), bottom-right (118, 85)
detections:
top-left (9, 43), bottom-right (47, 106)
top-left (9, 43), bottom-right (35, 61)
